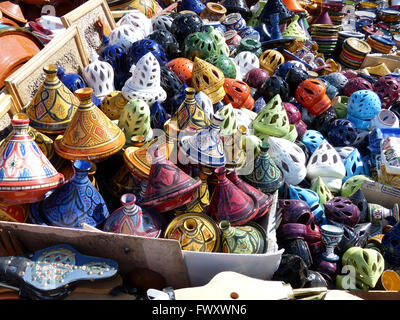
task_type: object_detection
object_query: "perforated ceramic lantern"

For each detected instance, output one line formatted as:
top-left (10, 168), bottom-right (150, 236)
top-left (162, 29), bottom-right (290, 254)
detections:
top-left (268, 136), bottom-right (307, 185)
top-left (166, 57), bottom-right (193, 86)
top-left (121, 52), bottom-right (167, 105)
top-left (307, 140), bottom-right (346, 193)
top-left (252, 94), bottom-right (290, 138)
top-left (109, 24), bottom-right (145, 51)
top-left (83, 51), bottom-right (115, 102)
top-left (346, 90), bottom-right (382, 131)
top-left (216, 103), bottom-right (238, 135)
top-left (195, 91), bottom-right (214, 121)
top-left (191, 57), bottom-right (225, 104)
top-left (204, 26), bottom-right (230, 57)
top-left (118, 9), bottom-right (153, 36)
top-left (282, 15), bottom-right (307, 41)
top-left (118, 98), bottom-right (153, 144)
top-left (295, 79), bottom-right (331, 116)
top-left (223, 78), bottom-right (254, 110)
top-left (234, 51), bottom-right (260, 80)
top-left (259, 49), bottom-right (285, 76)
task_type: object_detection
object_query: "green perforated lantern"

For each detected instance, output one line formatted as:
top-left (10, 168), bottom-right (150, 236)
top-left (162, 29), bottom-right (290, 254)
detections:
top-left (216, 103), bottom-right (237, 135)
top-left (206, 55), bottom-right (237, 79)
top-left (311, 176), bottom-right (334, 206)
top-left (183, 32), bottom-right (218, 61)
top-left (118, 98), bottom-right (152, 145)
top-left (252, 94), bottom-right (290, 138)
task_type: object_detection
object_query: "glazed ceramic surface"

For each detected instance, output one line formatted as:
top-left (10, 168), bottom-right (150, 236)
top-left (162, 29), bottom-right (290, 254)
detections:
top-left (0, 114), bottom-right (64, 204)
top-left (219, 220), bottom-right (267, 254)
top-left (54, 88), bottom-right (125, 162)
top-left (26, 65), bottom-right (79, 134)
top-left (165, 212), bottom-right (221, 252)
top-left (140, 154), bottom-right (202, 213)
top-left (29, 160), bottom-right (109, 228)
top-left (103, 193), bottom-right (162, 237)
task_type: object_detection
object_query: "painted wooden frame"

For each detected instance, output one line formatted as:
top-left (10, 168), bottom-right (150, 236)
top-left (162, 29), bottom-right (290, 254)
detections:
top-left (4, 26), bottom-right (89, 112)
top-left (61, 0), bottom-right (116, 56)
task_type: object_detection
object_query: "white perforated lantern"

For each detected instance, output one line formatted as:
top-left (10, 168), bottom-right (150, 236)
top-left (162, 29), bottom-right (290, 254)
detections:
top-left (268, 136), bottom-right (307, 185)
top-left (109, 24), bottom-right (145, 51)
top-left (195, 91), bottom-right (213, 121)
top-left (121, 52), bottom-right (167, 106)
top-left (83, 51), bottom-right (115, 102)
top-left (234, 51), bottom-right (260, 80)
top-left (307, 140), bottom-right (346, 193)
top-left (234, 108), bottom-right (256, 133)
top-left (118, 10), bottom-right (153, 36)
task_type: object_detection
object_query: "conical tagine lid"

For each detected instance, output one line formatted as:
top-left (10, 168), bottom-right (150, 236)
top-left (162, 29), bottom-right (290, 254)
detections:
top-left (170, 87), bottom-right (210, 132)
top-left (0, 113), bottom-right (64, 204)
top-left (179, 114), bottom-right (226, 169)
top-left (140, 153), bottom-right (202, 213)
top-left (25, 64), bottom-right (79, 134)
top-left (208, 167), bottom-right (259, 225)
top-left (54, 88), bottom-right (126, 162)
top-left (29, 160), bottom-right (109, 228)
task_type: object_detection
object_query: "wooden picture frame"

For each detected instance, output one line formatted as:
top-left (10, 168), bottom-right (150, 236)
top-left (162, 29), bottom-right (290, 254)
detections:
top-left (61, 0), bottom-right (116, 56)
top-left (4, 26), bottom-right (89, 112)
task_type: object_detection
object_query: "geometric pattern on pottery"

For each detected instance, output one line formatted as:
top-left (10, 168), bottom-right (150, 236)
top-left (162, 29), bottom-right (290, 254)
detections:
top-left (26, 65), bottom-right (79, 134)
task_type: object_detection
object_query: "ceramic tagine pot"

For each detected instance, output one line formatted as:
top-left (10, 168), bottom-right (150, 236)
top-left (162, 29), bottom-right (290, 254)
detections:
top-left (139, 152), bottom-right (202, 213)
top-left (123, 123), bottom-right (177, 181)
top-left (164, 212), bottom-right (221, 252)
top-left (29, 159), bottom-right (109, 229)
top-left (173, 166), bottom-right (212, 216)
top-left (208, 167), bottom-right (259, 226)
top-left (103, 193), bottom-right (163, 237)
top-left (200, 2), bottom-right (227, 21)
top-left (0, 26), bottom-right (43, 88)
top-left (0, 201), bottom-right (29, 223)
top-left (108, 136), bottom-right (145, 198)
top-left (219, 220), bottom-right (267, 254)
top-left (169, 87), bottom-right (210, 133)
top-left (241, 141), bottom-right (284, 193)
top-left (179, 114), bottom-right (226, 169)
top-left (25, 64), bottom-right (80, 134)
top-left (227, 169), bottom-right (273, 219)
top-left (54, 87), bottom-right (126, 162)
top-left (0, 113), bottom-right (64, 204)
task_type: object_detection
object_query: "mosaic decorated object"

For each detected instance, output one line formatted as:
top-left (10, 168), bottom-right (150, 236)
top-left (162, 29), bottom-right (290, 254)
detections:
top-left (0, 114), bottom-right (64, 204)
top-left (164, 213), bottom-right (221, 252)
top-left (0, 244), bottom-right (118, 299)
top-left (29, 160), bottom-right (109, 229)
top-left (54, 88), bottom-right (125, 162)
top-left (103, 193), bottom-right (162, 237)
top-left (25, 65), bottom-right (79, 134)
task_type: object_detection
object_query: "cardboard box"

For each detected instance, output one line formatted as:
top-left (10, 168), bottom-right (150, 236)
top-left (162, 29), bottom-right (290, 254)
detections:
top-left (182, 191), bottom-right (284, 287)
top-left (0, 192), bottom-right (283, 290)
